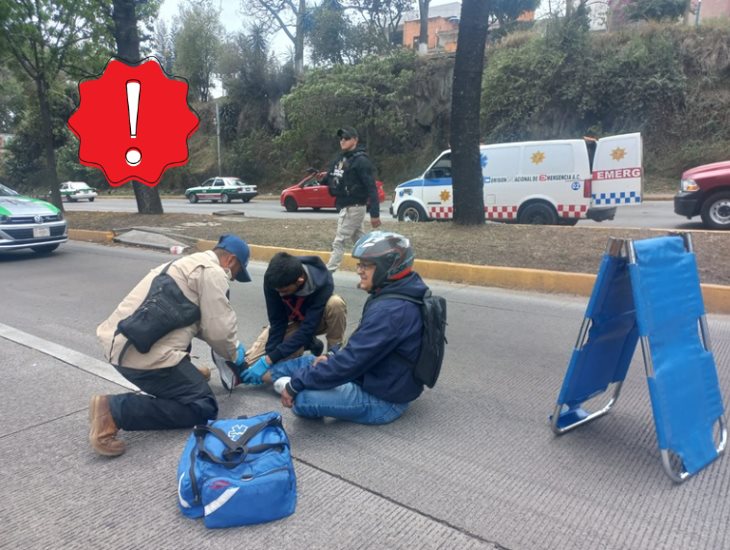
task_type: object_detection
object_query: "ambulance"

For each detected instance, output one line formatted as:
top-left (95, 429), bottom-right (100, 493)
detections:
top-left (390, 133), bottom-right (643, 225)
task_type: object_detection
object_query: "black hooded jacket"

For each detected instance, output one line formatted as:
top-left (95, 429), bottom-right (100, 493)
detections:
top-left (264, 255), bottom-right (334, 363)
top-left (325, 145), bottom-right (380, 218)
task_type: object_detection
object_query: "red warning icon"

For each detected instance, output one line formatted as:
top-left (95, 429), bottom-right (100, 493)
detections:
top-left (68, 58), bottom-right (199, 187)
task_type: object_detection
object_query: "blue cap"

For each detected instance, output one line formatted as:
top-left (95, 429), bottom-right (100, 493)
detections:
top-left (216, 234), bottom-right (252, 283)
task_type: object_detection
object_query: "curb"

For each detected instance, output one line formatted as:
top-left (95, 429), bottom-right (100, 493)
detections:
top-left (68, 228), bottom-right (115, 243)
top-left (68, 229), bottom-right (730, 314)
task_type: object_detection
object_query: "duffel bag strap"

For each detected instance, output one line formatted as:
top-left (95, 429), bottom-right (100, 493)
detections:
top-left (193, 416), bottom-right (284, 466)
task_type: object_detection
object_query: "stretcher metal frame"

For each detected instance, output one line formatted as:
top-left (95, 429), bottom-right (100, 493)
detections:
top-left (551, 234), bottom-right (727, 483)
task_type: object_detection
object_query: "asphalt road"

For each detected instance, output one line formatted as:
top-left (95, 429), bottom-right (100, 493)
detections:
top-left (64, 197), bottom-right (706, 230)
top-left (2, 241), bottom-right (730, 549)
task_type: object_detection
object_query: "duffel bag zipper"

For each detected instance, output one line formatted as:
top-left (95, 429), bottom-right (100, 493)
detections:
top-left (240, 466), bottom-right (289, 481)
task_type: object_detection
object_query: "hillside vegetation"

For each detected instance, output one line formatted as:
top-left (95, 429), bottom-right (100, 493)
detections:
top-left (203, 21), bottom-right (730, 196)
top-left (39, 21), bottom-right (730, 196)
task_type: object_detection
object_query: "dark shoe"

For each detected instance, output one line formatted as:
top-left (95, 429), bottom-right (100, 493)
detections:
top-left (309, 337), bottom-right (324, 357)
top-left (218, 360), bottom-right (242, 391)
top-left (89, 395), bottom-right (125, 457)
top-left (212, 349), bottom-right (241, 391)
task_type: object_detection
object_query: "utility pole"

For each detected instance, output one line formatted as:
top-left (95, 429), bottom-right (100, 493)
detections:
top-left (215, 100), bottom-right (222, 176)
top-left (695, 0), bottom-right (702, 26)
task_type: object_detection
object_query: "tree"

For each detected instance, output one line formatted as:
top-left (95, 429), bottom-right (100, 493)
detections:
top-left (307, 0), bottom-right (389, 64)
top-left (110, 0), bottom-right (164, 214)
top-left (418, 0), bottom-right (430, 56)
top-left (0, 0), bottom-right (105, 209)
top-left (173, 0), bottom-right (222, 102)
top-left (450, 0), bottom-right (539, 225)
top-left (450, 0), bottom-right (489, 225)
top-left (344, 0), bottom-right (412, 51)
top-left (0, 66), bottom-right (25, 133)
top-left (308, 0), bottom-right (347, 65)
top-left (151, 19), bottom-right (176, 73)
top-left (241, 0), bottom-right (307, 77)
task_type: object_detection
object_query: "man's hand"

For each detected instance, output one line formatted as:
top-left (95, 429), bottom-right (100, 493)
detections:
top-left (370, 217), bottom-right (382, 228)
top-left (281, 387), bottom-right (295, 408)
top-left (242, 356), bottom-right (269, 385)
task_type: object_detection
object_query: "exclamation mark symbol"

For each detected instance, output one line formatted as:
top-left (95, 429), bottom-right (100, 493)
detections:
top-left (125, 81), bottom-right (142, 166)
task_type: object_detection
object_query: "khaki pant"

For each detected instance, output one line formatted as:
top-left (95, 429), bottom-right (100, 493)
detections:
top-left (326, 205), bottom-right (366, 272)
top-left (245, 294), bottom-right (347, 365)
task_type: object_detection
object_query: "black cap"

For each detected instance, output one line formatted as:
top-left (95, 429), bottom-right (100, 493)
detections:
top-left (337, 126), bottom-right (358, 140)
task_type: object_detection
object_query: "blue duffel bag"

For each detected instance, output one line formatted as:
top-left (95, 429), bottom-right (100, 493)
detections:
top-left (177, 411), bottom-right (297, 528)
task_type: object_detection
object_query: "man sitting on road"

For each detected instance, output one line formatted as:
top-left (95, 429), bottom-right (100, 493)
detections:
top-left (220, 252), bottom-right (346, 389)
top-left (263, 231), bottom-right (427, 425)
top-left (91, 234), bottom-right (251, 457)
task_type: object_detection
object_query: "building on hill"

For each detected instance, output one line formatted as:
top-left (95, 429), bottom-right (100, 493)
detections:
top-left (402, 2), bottom-right (535, 54)
top-left (402, 2), bottom-right (461, 54)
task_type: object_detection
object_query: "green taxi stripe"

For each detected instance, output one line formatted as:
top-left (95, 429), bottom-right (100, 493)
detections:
top-left (27, 197), bottom-right (61, 214)
top-left (0, 205), bottom-right (10, 216)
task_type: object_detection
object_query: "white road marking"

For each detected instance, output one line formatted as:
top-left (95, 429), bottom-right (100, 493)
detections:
top-left (0, 322), bottom-right (138, 391)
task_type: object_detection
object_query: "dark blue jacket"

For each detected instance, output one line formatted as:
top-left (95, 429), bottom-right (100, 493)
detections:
top-left (265, 255), bottom-right (333, 364)
top-left (289, 272), bottom-right (427, 404)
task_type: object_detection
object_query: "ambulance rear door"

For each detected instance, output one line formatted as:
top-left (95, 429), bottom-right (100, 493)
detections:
top-left (591, 133), bottom-right (643, 208)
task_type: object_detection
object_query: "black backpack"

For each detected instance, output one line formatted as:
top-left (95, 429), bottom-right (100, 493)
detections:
top-left (373, 289), bottom-right (447, 388)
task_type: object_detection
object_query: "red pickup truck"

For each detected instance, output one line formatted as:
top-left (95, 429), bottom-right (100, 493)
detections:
top-left (674, 160), bottom-right (730, 229)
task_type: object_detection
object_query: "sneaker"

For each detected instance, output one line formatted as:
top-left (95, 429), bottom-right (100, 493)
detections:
top-left (273, 376), bottom-right (291, 395)
top-left (309, 336), bottom-right (324, 357)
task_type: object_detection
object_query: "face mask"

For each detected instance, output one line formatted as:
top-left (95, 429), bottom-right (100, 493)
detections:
top-left (223, 268), bottom-right (235, 281)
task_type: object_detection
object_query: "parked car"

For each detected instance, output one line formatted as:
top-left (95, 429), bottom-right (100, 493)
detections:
top-left (674, 160), bottom-right (730, 230)
top-left (60, 181), bottom-right (97, 202)
top-left (185, 177), bottom-right (258, 203)
top-left (0, 183), bottom-right (67, 253)
top-left (280, 170), bottom-right (386, 212)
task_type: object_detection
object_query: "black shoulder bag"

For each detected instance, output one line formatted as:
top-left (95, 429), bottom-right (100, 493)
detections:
top-left (115, 260), bottom-right (201, 362)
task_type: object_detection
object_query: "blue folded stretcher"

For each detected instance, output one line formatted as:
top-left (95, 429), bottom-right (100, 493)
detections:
top-left (551, 234), bottom-right (726, 482)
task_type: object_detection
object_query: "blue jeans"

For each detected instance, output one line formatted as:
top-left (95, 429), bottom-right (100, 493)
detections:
top-left (270, 356), bottom-right (409, 425)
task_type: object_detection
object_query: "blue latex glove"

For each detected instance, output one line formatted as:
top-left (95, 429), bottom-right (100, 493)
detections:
top-left (242, 356), bottom-right (269, 385)
top-left (235, 343), bottom-right (246, 367)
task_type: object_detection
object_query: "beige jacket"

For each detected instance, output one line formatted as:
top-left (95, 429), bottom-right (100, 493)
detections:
top-left (97, 250), bottom-right (240, 370)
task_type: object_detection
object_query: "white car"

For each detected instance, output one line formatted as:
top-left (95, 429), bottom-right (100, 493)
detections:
top-left (60, 181), bottom-right (98, 202)
top-left (185, 177), bottom-right (258, 203)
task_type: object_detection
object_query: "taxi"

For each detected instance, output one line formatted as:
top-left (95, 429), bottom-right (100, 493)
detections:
top-left (0, 183), bottom-right (67, 253)
top-left (185, 177), bottom-right (258, 204)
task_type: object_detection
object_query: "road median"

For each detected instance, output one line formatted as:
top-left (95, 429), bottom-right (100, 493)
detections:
top-left (65, 229), bottom-right (730, 314)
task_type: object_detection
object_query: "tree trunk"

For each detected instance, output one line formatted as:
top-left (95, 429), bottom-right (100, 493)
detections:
top-left (112, 0), bottom-right (164, 215)
top-left (36, 77), bottom-right (63, 211)
top-left (450, 0), bottom-right (489, 226)
top-left (418, 0), bottom-right (430, 56)
top-left (294, 0), bottom-right (306, 77)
